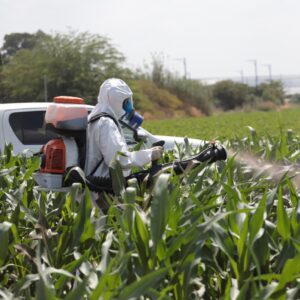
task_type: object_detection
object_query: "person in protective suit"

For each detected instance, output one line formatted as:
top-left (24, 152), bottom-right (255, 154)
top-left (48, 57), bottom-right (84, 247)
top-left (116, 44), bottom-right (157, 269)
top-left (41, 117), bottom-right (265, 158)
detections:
top-left (85, 78), bottom-right (164, 190)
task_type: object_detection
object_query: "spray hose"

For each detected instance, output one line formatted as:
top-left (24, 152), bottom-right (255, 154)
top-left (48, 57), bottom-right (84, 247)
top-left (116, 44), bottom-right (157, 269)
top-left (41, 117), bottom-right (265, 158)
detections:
top-left (85, 143), bottom-right (227, 193)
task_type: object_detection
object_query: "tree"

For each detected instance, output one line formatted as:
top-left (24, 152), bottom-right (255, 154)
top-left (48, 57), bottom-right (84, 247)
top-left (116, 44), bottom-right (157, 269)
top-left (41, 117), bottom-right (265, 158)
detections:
top-left (0, 31), bottom-right (47, 63)
top-left (256, 81), bottom-right (285, 105)
top-left (213, 80), bottom-right (253, 110)
top-left (150, 53), bottom-right (165, 87)
top-left (1, 31), bottom-right (126, 103)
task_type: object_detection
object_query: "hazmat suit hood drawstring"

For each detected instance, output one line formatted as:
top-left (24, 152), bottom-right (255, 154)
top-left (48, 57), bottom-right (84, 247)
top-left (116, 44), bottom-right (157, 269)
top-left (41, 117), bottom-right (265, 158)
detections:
top-left (88, 78), bottom-right (133, 123)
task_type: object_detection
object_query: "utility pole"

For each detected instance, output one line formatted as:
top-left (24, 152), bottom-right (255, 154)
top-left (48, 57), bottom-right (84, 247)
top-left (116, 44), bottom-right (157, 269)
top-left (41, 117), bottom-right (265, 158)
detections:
top-left (248, 59), bottom-right (258, 88)
top-left (262, 64), bottom-right (272, 82)
top-left (175, 57), bottom-right (187, 79)
top-left (44, 75), bottom-right (48, 102)
top-left (237, 70), bottom-right (244, 83)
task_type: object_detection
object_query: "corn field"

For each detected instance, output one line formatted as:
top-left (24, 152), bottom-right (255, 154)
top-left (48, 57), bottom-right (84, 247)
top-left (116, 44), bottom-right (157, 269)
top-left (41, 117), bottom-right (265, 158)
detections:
top-left (0, 128), bottom-right (300, 299)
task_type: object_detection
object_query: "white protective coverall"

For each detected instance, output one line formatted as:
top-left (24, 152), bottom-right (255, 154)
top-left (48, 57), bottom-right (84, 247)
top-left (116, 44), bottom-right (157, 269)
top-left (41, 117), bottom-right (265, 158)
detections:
top-left (85, 78), bottom-right (154, 178)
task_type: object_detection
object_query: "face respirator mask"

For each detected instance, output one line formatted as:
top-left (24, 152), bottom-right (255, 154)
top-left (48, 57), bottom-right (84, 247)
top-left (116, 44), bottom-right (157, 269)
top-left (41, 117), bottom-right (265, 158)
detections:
top-left (121, 98), bottom-right (144, 129)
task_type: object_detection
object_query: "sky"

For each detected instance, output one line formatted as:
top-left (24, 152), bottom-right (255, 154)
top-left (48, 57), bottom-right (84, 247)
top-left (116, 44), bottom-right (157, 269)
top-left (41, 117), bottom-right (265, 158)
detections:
top-left (0, 0), bottom-right (300, 80)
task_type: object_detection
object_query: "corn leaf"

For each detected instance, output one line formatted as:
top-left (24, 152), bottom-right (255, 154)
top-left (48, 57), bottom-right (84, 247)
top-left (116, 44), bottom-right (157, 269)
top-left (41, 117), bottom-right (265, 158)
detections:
top-left (277, 186), bottom-right (290, 241)
top-left (150, 174), bottom-right (170, 256)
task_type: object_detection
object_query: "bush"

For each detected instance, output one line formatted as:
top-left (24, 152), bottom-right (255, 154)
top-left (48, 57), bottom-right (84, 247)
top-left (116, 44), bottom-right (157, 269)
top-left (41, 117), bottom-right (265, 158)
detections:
top-left (213, 80), bottom-right (253, 110)
top-left (254, 100), bottom-right (278, 111)
top-left (164, 77), bottom-right (213, 115)
top-left (130, 79), bottom-right (183, 118)
top-left (141, 54), bottom-right (213, 115)
top-left (288, 93), bottom-right (300, 104)
top-left (256, 80), bottom-right (285, 105)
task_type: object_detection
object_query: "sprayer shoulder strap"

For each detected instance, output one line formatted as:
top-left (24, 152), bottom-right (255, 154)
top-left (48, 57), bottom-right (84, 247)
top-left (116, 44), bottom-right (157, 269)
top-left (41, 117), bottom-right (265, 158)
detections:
top-left (88, 112), bottom-right (119, 176)
top-left (88, 112), bottom-right (119, 127)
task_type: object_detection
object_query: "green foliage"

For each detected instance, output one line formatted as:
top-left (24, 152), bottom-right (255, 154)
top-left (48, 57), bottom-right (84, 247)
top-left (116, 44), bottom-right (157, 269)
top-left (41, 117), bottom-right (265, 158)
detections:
top-left (254, 100), bottom-right (278, 111)
top-left (0, 31), bottom-right (286, 116)
top-left (257, 80), bottom-right (285, 105)
top-left (212, 80), bottom-right (286, 111)
top-left (143, 107), bottom-right (300, 141)
top-left (132, 79), bottom-right (183, 118)
top-left (1, 31), bottom-right (209, 118)
top-left (164, 77), bottom-right (213, 115)
top-left (213, 80), bottom-right (254, 110)
top-left (141, 54), bottom-right (213, 115)
top-left (288, 93), bottom-right (300, 103)
top-left (1, 31), bottom-right (48, 62)
top-left (139, 79), bottom-right (182, 110)
top-left (1, 124), bottom-right (300, 298)
top-left (1, 31), bottom-right (126, 103)
top-left (150, 53), bottom-right (165, 87)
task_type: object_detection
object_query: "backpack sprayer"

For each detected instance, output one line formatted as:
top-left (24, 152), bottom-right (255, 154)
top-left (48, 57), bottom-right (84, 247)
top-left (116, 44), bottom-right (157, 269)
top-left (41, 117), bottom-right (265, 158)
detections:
top-left (33, 96), bottom-right (88, 189)
top-left (33, 96), bottom-right (227, 192)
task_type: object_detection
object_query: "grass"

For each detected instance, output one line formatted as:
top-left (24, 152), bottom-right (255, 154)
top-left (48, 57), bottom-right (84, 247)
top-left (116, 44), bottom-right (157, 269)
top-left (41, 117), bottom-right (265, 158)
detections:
top-left (0, 112), bottom-right (300, 298)
top-left (143, 107), bottom-right (300, 141)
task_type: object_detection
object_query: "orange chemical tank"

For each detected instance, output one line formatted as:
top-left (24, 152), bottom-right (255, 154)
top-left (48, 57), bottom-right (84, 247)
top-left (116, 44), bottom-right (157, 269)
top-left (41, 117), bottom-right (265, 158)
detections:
top-left (45, 96), bottom-right (88, 131)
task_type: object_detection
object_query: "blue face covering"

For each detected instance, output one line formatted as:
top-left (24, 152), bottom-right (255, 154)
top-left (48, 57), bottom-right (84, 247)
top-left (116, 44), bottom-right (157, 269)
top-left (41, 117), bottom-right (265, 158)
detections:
top-left (122, 98), bottom-right (144, 129)
top-left (123, 98), bottom-right (134, 113)
top-left (126, 111), bottom-right (144, 129)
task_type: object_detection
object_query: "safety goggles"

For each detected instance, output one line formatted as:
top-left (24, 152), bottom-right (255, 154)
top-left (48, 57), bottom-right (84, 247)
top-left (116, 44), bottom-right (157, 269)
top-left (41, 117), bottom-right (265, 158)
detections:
top-left (122, 97), bottom-right (144, 129)
top-left (122, 97), bottom-right (134, 113)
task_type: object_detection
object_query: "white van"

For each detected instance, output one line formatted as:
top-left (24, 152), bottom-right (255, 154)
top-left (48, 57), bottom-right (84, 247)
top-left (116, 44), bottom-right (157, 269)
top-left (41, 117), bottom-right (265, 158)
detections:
top-left (0, 102), bottom-right (204, 155)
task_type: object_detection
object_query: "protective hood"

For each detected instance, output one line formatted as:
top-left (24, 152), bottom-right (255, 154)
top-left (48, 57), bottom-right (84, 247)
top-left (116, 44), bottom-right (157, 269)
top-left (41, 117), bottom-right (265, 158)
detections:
top-left (88, 78), bottom-right (133, 122)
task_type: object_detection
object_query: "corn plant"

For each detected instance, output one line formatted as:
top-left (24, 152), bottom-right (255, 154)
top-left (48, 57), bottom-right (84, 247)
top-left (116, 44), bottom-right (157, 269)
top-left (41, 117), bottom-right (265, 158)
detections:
top-left (0, 129), bottom-right (300, 299)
